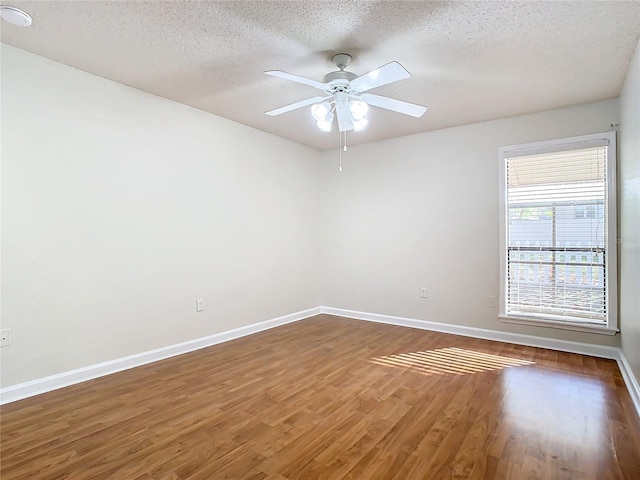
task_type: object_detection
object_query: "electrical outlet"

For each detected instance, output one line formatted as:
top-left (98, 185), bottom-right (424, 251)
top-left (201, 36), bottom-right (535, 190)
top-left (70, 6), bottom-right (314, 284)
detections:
top-left (196, 299), bottom-right (204, 312)
top-left (488, 296), bottom-right (498, 308)
top-left (0, 329), bottom-right (12, 347)
top-left (420, 288), bottom-right (428, 299)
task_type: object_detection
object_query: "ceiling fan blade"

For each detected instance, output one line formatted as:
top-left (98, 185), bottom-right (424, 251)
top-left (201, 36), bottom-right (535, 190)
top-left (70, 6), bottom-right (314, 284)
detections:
top-left (265, 70), bottom-right (326, 90)
top-left (350, 61), bottom-right (411, 92)
top-left (361, 93), bottom-right (427, 117)
top-left (335, 103), bottom-right (353, 132)
top-left (265, 96), bottom-right (327, 116)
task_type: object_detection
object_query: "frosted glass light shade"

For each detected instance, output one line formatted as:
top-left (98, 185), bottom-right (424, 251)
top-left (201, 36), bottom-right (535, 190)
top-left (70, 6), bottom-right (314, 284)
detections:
top-left (353, 118), bottom-right (368, 131)
top-left (311, 102), bottom-right (331, 121)
top-left (349, 101), bottom-right (368, 120)
top-left (317, 111), bottom-right (334, 132)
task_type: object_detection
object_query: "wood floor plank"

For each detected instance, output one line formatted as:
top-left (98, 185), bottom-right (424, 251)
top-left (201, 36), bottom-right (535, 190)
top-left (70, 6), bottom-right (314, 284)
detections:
top-left (2, 314), bottom-right (640, 479)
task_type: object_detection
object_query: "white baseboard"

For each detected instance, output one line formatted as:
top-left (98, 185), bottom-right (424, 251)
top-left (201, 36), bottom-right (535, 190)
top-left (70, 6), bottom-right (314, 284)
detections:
top-left (320, 306), bottom-right (640, 419)
top-left (615, 349), bottom-right (640, 419)
top-left (320, 306), bottom-right (620, 358)
top-left (3, 305), bottom-right (639, 421)
top-left (0, 307), bottom-right (321, 405)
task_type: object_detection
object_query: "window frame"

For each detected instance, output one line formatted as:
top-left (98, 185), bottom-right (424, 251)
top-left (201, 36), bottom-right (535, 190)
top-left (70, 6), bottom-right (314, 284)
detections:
top-left (498, 131), bottom-right (618, 335)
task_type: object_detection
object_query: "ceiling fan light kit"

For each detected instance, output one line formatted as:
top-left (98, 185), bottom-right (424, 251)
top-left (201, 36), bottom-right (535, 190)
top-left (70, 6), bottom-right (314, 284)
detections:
top-left (265, 53), bottom-right (427, 134)
top-left (349, 100), bottom-right (368, 120)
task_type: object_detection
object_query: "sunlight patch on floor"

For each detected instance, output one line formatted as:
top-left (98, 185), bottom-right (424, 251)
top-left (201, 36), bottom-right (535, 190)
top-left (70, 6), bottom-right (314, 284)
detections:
top-left (370, 347), bottom-right (535, 376)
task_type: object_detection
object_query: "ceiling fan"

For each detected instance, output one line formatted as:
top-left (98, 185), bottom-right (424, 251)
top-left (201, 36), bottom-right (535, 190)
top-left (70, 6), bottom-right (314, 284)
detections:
top-left (264, 53), bottom-right (427, 133)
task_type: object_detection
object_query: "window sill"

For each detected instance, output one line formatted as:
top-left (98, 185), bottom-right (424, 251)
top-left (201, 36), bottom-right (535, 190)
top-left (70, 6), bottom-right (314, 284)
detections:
top-left (499, 315), bottom-right (618, 336)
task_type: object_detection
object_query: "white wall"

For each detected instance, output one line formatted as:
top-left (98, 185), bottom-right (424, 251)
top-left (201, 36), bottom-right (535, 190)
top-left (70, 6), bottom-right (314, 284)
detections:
top-left (619, 38), bottom-right (640, 382)
top-left (0, 45), bottom-right (321, 387)
top-left (318, 99), bottom-right (621, 347)
top-left (2, 43), bottom-right (633, 391)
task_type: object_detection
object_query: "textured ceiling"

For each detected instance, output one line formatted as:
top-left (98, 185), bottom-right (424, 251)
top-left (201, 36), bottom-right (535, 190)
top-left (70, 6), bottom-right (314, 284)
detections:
top-left (2, 1), bottom-right (640, 151)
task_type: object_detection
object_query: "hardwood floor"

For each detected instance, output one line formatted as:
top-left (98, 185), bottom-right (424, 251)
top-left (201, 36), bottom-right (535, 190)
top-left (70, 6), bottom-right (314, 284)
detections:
top-left (1, 314), bottom-right (639, 479)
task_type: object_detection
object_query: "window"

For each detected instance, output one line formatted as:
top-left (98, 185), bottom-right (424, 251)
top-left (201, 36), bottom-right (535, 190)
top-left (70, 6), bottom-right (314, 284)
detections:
top-left (575, 205), bottom-right (597, 219)
top-left (498, 132), bottom-right (617, 334)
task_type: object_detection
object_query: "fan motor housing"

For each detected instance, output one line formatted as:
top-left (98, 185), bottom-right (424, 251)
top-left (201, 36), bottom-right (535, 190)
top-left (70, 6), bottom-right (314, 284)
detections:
top-left (323, 71), bottom-right (358, 93)
top-left (323, 70), bottom-right (358, 83)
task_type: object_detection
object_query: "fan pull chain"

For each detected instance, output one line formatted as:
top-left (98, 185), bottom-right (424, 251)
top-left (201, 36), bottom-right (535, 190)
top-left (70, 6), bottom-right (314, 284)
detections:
top-left (337, 129), bottom-right (349, 173)
top-left (338, 127), bottom-right (343, 173)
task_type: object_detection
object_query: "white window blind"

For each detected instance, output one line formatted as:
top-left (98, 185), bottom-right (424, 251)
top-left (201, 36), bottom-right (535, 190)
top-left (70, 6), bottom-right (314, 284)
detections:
top-left (504, 139), bottom-right (614, 326)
